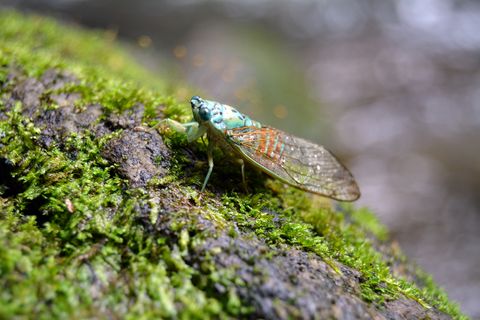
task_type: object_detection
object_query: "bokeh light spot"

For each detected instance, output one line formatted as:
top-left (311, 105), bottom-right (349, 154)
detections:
top-left (137, 35), bottom-right (152, 48)
top-left (273, 104), bottom-right (288, 119)
top-left (173, 45), bottom-right (187, 59)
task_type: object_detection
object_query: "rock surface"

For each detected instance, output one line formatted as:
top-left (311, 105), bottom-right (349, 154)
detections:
top-left (0, 67), bottom-right (452, 319)
top-left (0, 11), bottom-right (463, 319)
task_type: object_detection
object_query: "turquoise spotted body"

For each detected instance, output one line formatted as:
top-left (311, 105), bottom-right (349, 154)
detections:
top-left (181, 96), bottom-right (360, 201)
top-left (192, 95), bottom-right (261, 130)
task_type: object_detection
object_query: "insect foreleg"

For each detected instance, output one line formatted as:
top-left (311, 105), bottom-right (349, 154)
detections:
top-left (185, 123), bottom-right (206, 143)
top-left (156, 118), bottom-right (191, 133)
top-left (157, 119), bottom-right (206, 142)
top-left (201, 140), bottom-right (214, 192)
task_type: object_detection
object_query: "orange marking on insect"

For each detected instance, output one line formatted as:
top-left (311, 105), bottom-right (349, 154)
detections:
top-left (266, 129), bottom-right (277, 158)
top-left (229, 127), bottom-right (261, 140)
top-left (256, 131), bottom-right (267, 156)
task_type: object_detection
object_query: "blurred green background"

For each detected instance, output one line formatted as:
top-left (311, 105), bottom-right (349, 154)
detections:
top-left (1, 0), bottom-right (479, 317)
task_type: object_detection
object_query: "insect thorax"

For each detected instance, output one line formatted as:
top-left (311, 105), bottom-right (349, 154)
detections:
top-left (203, 101), bottom-right (261, 155)
top-left (209, 103), bottom-right (261, 132)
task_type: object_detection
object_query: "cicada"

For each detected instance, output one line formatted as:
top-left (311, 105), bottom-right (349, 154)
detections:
top-left (162, 96), bottom-right (360, 201)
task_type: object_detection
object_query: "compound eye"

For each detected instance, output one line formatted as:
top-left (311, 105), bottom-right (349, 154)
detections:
top-left (198, 107), bottom-right (211, 121)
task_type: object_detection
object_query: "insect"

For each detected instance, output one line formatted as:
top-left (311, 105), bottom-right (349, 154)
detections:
top-left (162, 96), bottom-right (360, 201)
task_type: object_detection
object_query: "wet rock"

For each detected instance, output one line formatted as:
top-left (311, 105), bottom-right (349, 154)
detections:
top-left (382, 299), bottom-right (451, 320)
top-left (187, 233), bottom-right (378, 319)
top-left (35, 104), bottom-right (103, 148)
top-left (102, 128), bottom-right (170, 188)
top-left (1, 67), bottom-right (453, 320)
top-left (49, 92), bottom-right (81, 108)
top-left (39, 69), bottom-right (78, 90)
top-left (105, 103), bottom-right (145, 130)
top-left (7, 68), bottom-right (79, 118)
top-left (11, 77), bottom-right (45, 117)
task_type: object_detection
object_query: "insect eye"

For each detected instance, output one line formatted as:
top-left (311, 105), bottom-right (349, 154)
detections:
top-left (198, 107), bottom-right (211, 121)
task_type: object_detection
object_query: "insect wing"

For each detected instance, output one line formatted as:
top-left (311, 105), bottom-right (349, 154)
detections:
top-left (226, 126), bottom-right (360, 201)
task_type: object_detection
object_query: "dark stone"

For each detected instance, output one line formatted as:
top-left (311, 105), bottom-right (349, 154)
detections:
top-left (186, 233), bottom-right (377, 319)
top-left (383, 299), bottom-right (451, 320)
top-left (105, 103), bottom-right (145, 130)
top-left (39, 69), bottom-right (78, 90)
top-left (102, 128), bottom-right (170, 188)
top-left (11, 77), bottom-right (45, 117)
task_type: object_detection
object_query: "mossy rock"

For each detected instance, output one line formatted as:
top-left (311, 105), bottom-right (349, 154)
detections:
top-left (0, 10), bottom-right (466, 320)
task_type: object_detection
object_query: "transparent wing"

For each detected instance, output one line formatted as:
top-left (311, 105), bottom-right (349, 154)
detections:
top-left (226, 126), bottom-right (360, 201)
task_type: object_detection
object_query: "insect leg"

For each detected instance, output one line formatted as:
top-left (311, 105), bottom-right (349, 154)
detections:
top-left (237, 158), bottom-right (248, 193)
top-left (156, 118), bottom-right (193, 133)
top-left (186, 123), bottom-right (207, 143)
top-left (156, 119), bottom-right (207, 143)
top-left (201, 140), bottom-right (214, 192)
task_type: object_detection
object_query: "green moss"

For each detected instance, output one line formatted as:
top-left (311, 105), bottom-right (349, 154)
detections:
top-left (218, 186), bottom-right (465, 319)
top-left (0, 10), bottom-right (466, 320)
top-left (0, 108), bottom-right (244, 318)
top-left (0, 11), bottom-right (160, 84)
top-left (0, 10), bottom-right (239, 319)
